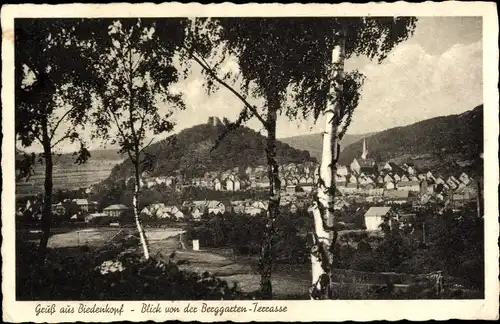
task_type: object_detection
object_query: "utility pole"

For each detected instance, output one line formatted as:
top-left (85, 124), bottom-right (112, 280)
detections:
top-left (476, 178), bottom-right (482, 218)
top-left (422, 221), bottom-right (426, 244)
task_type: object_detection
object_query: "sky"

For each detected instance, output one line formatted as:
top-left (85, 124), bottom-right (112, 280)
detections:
top-left (19, 16), bottom-right (483, 153)
top-left (169, 16), bottom-right (483, 139)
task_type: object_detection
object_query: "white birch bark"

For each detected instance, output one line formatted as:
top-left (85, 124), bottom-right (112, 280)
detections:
top-left (133, 181), bottom-right (150, 260)
top-left (310, 30), bottom-right (346, 298)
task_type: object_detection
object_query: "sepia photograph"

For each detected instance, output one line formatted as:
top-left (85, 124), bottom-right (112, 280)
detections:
top-left (2, 2), bottom-right (499, 322)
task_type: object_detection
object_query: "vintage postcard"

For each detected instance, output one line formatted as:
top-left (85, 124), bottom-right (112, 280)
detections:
top-left (2, 1), bottom-right (499, 322)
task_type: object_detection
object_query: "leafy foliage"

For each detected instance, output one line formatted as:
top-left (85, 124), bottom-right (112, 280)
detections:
top-left (185, 211), bottom-right (310, 264)
top-left (16, 238), bottom-right (247, 300)
top-left (89, 19), bottom-right (186, 165)
top-left (15, 19), bottom-right (96, 156)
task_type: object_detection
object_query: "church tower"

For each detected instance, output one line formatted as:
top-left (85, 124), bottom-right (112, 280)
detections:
top-left (361, 138), bottom-right (368, 160)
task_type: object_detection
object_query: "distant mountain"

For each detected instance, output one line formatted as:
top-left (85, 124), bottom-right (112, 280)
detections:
top-left (107, 118), bottom-right (316, 181)
top-left (339, 105), bottom-right (483, 175)
top-left (279, 132), bottom-right (377, 160)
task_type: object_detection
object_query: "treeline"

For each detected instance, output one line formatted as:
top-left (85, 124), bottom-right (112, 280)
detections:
top-left (334, 206), bottom-right (484, 291)
top-left (185, 206), bottom-right (483, 291)
top-left (185, 211), bottom-right (311, 264)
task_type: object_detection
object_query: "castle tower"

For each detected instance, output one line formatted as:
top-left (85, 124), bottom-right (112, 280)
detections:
top-left (361, 138), bottom-right (368, 160)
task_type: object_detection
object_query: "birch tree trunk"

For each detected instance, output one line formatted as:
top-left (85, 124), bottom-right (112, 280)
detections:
top-left (259, 92), bottom-right (281, 300)
top-left (310, 29), bottom-right (346, 299)
top-left (39, 119), bottom-right (53, 259)
top-left (134, 161), bottom-right (150, 260)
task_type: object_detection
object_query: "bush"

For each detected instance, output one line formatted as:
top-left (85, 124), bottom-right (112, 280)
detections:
top-left (16, 238), bottom-right (249, 300)
top-left (88, 216), bottom-right (115, 226)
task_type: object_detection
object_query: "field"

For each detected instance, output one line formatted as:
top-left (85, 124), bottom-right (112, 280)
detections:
top-left (15, 159), bottom-right (121, 197)
top-left (17, 226), bottom-right (123, 248)
top-left (47, 228), bottom-right (122, 248)
top-left (18, 224), bottom-right (311, 298)
top-left (145, 233), bottom-right (311, 299)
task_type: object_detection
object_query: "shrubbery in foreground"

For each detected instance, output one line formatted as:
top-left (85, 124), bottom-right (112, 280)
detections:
top-left (16, 239), bottom-right (249, 300)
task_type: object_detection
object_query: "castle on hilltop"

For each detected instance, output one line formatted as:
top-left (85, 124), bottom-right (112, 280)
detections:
top-left (207, 116), bottom-right (223, 126)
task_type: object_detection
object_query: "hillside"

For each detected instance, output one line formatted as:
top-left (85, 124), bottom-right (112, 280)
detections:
top-left (15, 149), bottom-right (125, 197)
top-left (280, 132), bottom-right (377, 160)
top-left (108, 120), bottom-right (315, 181)
top-left (338, 105), bottom-right (484, 175)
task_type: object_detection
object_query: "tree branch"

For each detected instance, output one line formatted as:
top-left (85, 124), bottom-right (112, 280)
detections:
top-left (131, 52), bottom-right (144, 74)
top-left (127, 47), bottom-right (140, 162)
top-left (104, 106), bottom-right (136, 165)
top-left (139, 137), bottom-right (155, 154)
top-left (187, 49), bottom-right (268, 129)
top-left (50, 133), bottom-right (71, 149)
top-left (49, 105), bottom-right (78, 141)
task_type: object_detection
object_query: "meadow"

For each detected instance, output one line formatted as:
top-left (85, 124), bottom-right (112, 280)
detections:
top-left (15, 159), bottom-right (120, 197)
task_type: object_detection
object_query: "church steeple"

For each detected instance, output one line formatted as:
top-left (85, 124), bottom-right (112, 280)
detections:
top-left (361, 138), bottom-right (368, 160)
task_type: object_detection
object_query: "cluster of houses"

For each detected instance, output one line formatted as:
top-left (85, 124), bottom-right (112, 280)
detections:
top-left (18, 137), bottom-right (479, 229)
top-left (16, 197), bottom-right (131, 223)
top-left (130, 139), bottom-right (478, 210)
top-left (134, 161), bottom-right (317, 193)
top-left (136, 192), bottom-right (320, 221)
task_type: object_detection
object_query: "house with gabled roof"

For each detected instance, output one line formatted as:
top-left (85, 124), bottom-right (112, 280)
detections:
top-left (72, 199), bottom-right (97, 214)
top-left (103, 204), bottom-right (128, 217)
top-left (213, 178), bottom-right (222, 191)
top-left (446, 178), bottom-right (458, 190)
top-left (381, 162), bottom-right (392, 172)
top-left (51, 202), bottom-right (66, 216)
top-left (397, 179), bottom-right (420, 192)
top-left (459, 172), bottom-right (471, 185)
top-left (336, 175), bottom-right (347, 187)
top-left (383, 174), bottom-right (393, 184)
top-left (364, 206), bottom-right (392, 231)
top-left (206, 200), bottom-right (225, 215)
top-left (225, 178), bottom-right (235, 191)
top-left (383, 190), bottom-right (410, 204)
top-left (348, 174), bottom-right (358, 184)
top-left (385, 181), bottom-right (395, 190)
top-left (244, 206), bottom-right (264, 216)
top-left (337, 165), bottom-right (349, 176)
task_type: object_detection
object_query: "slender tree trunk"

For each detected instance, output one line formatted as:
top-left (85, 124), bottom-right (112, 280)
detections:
top-left (133, 159), bottom-right (150, 260)
top-left (310, 28), bottom-right (346, 299)
top-left (476, 179), bottom-right (482, 218)
top-left (259, 91), bottom-right (281, 300)
top-left (39, 121), bottom-right (53, 259)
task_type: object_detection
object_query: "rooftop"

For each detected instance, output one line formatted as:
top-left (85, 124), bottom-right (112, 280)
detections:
top-left (364, 206), bottom-right (391, 217)
top-left (103, 204), bottom-right (128, 210)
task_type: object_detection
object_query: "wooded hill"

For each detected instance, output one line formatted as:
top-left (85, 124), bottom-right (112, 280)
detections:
top-left (338, 105), bottom-right (483, 174)
top-left (107, 120), bottom-right (316, 181)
